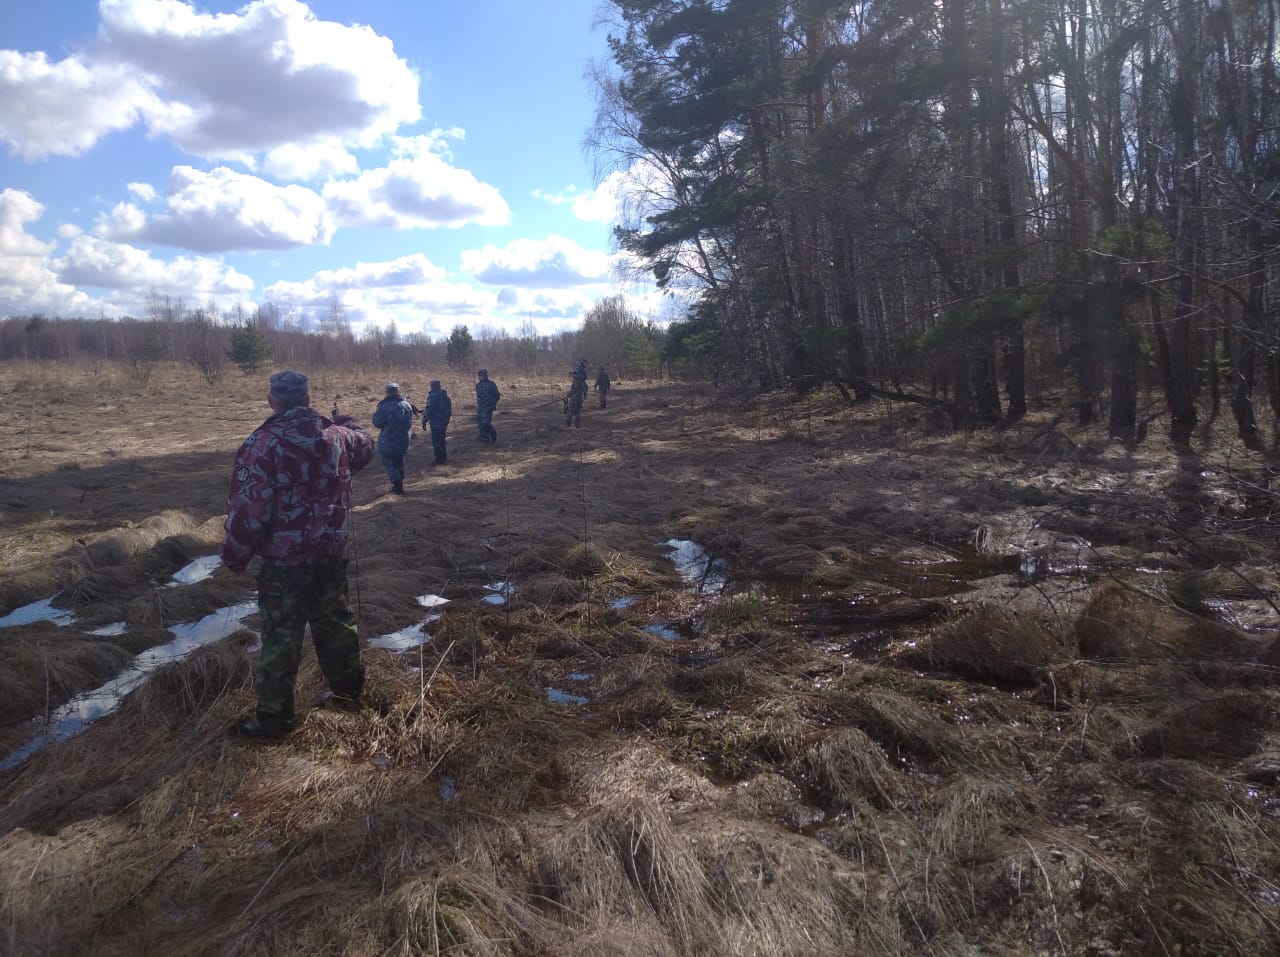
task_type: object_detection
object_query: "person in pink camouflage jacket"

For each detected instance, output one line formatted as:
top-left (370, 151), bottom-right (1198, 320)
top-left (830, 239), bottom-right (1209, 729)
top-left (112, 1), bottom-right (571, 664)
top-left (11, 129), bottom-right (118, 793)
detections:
top-left (221, 370), bottom-right (376, 739)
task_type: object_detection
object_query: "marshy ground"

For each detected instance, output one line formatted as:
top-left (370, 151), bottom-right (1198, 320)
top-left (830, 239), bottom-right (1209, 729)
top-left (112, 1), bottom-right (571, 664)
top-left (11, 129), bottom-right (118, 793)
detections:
top-left (1, 361), bottom-right (1278, 956)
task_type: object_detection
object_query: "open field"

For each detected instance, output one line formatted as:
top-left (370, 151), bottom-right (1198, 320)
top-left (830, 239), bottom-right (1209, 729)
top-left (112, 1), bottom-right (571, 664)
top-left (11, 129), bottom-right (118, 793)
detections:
top-left (1, 360), bottom-right (1278, 956)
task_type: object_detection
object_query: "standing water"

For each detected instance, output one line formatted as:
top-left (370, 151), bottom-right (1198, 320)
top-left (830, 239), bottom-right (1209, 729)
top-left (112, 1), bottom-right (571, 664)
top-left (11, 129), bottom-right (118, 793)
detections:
top-left (0, 601), bottom-right (258, 772)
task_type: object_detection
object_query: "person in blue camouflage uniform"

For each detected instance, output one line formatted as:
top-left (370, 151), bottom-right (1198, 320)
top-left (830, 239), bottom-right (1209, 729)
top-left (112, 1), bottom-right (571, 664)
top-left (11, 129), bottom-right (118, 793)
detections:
top-left (564, 363), bottom-right (588, 428)
top-left (372, 382), bottom-right (414, 494)
top-left (220, 370), bottom-right (376, 739)
top-left (422, 379), bottom-right (452, 464)
top-left (475, 368), bottom-right (500, 443)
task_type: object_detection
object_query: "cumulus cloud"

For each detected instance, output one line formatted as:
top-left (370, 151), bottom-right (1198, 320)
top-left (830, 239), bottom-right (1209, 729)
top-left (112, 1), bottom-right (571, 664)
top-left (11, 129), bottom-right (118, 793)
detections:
top-left (536, 162), bottom-right (674, 226)
top-left (324, 134), bottom-right (510, 230)
top-left (262, 252), bottom-right (497, 336)
top-left (0, 0), bottom-right (420, 164)
top-left (97, 0), bottom-right (421, 161)
top-left (461, 235), bottom-right (612, 288)
top-left (53, 234), bottom-right (254, 302)
top-left (98, 165), bottom-right (333, 252)
top-left (0, 190), bottom-right (93, 316)
top-left (0, 50), bottom-right (162, 160)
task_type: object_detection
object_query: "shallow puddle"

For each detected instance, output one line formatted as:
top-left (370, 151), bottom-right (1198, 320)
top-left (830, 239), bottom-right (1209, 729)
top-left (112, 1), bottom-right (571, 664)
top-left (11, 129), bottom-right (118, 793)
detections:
top-left (168, 555), bottom-right (222, 586)
top-left (0, 598), bottom-right (76, 629)
top-left (609, 596), bottom-right (637, 609)
top-left (645, 620), bottom-right (697, 641)
top-left (368, 620), bottom-right (434, 652)
top-left (89, 622), bottom-right (128, 637)
top-left (663, 539), bottom-right (729, 594)
top-left (0, 601), bottom-right (258, 772)
top-left (416, 594), bottom-right (450, 608)
top-left (546, 687), bottom-right (589, 706)
top-left (483, 581), bottom-right (516, 606)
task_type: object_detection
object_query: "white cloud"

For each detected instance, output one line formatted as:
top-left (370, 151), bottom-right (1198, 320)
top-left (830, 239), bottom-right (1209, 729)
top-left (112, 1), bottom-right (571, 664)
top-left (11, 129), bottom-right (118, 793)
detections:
top-left (126, 182), bottom-right (157, 202)
top-left (262, 252), bottom-right (494, 337)
top-left (536, 162), bottom-right (674, 226)
top-left (0, 190), bottom-right (93, 316)
top-left (0, 50), bottom-right (162, 160)
top-left (462, 235), bottom-right (613, 288)
top-left (324, 134), bottom-right (509, 229)
top-left (98, 165), bottom-right (333, 252)
top-left (263, 140), bottom-right (358, 181)
top-left (97, 0), bottom-right (422, 160)
top-left (53, 234), bottom-right (255, 304)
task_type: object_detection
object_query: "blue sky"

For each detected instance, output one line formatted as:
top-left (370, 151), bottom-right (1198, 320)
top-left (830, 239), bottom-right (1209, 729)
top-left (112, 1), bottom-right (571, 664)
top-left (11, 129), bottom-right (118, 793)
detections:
top-left (0, 0), bottom-right (663, 338)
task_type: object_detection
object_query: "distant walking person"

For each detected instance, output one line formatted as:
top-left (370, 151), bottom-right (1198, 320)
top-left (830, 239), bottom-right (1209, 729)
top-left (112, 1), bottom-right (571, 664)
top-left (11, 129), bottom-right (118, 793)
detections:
top-left (564, 364), bottom-right (588, 428)
top-left (422, 379), bottom-right (452, 464)
top-left (221, 370), bottom-right (375, 739)
top-left (594, 366), bottom-right (611, 408)
top-left (372, 382), bottom-right (414, 495)
top-left (475, 369), bottom-right (500, 443)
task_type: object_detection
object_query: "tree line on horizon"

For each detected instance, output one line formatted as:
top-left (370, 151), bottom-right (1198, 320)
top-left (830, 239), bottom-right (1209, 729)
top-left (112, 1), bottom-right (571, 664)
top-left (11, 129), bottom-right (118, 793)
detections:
top-left (595, 0), bottom-right (1279, 446)
top-left (0, 294), bottom-right (670, 387)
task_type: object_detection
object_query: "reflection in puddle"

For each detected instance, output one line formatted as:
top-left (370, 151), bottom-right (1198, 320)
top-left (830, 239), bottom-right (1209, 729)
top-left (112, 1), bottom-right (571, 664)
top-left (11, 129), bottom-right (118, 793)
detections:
top-left (0, 598), bottom-right (76, 629)
top-left (0, 601), bottom-right (258, 772)
top-left (663, 539), bottom-right (729, 594)
top-left (89, 621), bottom-right (128, 637)
top-left (169, 555), bottom-right (222, 586)
top-left (368, 620), bottom-right (433, 652)
top-left (483, 581), bottom-right (515, 606)
top-left (546, 687), bottom-right (589, 706)
top-left (645, 620), bottom-right (697, 641)
top-left (609, 596), bottom-right (637, 609)
top-left (569, 672), bottom-right (592, 681)
top-left (441, 776), bottom-right (456, 800)
top-left (417, 594), bottom-right (450, 608)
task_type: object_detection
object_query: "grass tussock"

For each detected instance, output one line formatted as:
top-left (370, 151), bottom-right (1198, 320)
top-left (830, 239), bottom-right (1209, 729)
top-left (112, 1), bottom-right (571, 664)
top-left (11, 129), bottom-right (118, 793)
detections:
top-left (530, 796), bottom-right (713, 952)
top-left (1131, 689), bottom-right (1275, 760)
top-left (926, 774), bottom-right (1038, 862)
top-left (912, 605), bottom-right (1069, 684)
top-left (821, 687), bottom-right (959, 763)
top-left (0, 635), bottom-right (134, 726)
top-left (796, 726), bottom-right (907, 811)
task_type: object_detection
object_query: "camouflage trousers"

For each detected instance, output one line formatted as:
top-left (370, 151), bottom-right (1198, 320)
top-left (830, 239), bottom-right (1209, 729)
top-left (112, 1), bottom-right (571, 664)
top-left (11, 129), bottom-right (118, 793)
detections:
top-left (255, 557), bottom-right (364, 722)
top-left (564, 392), bottom-right (584, 427)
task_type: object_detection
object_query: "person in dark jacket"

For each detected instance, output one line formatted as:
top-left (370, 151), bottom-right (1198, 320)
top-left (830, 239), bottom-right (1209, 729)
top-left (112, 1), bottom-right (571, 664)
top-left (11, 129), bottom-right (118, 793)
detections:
top-left (564, 364), bottom-right (588, 428)
top-left (372, 382), bottom-right (414, 494)
top-left (594, 366), bottom-right (611, 408)
top-left (422, 379), bottom-right (452, 464)
top-left (475, 369), bottom-right (500, 443)
top-left (221, 370), bottom-right (375, 738)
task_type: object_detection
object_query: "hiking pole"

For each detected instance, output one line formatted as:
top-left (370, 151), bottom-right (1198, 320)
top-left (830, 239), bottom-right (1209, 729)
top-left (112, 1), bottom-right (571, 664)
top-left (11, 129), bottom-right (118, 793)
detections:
top-left (332, 394), bottom-right (363, 624)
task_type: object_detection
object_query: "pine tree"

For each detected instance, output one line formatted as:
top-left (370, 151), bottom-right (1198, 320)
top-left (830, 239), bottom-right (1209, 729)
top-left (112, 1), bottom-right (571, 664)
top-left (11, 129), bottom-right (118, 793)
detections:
top-left (227, 322), bottom-right (274, 375)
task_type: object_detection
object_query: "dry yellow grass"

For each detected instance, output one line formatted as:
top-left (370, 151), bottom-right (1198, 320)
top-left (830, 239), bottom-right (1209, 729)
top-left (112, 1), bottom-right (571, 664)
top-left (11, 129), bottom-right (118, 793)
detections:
top-left (0, 360), bottom-right (1278, 955)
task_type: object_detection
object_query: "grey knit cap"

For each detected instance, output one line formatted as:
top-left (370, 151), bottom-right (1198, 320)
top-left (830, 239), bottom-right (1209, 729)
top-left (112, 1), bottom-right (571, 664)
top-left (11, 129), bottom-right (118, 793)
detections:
top-left (269, 370), bottom-right (309, 403)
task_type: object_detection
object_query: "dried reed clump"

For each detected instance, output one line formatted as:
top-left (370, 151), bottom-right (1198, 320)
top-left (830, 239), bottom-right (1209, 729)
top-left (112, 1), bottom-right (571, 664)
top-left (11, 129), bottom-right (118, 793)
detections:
top-left (0, 636), bottom-right (134, 726)
top-left (530, 796), bottom-right (714, 953)
top-left (563, 542), bottom-right (606, 577)
top-left (127, 639), bottom-right (252, 720)
top-left (1131, 690), bottom-right (1274, 760)
top-left (80, 509), bottom-right (204, 568)
top-left (823, 687), bottom-right (958, 762)
top-left (796, 726), bottom-right (906, 811)
top-left (1073, 579), bottom-right (1262, 666)
top-left (913, 604), bottom-right (1067, 685)
top-left (699, 823), bottom-right (871, 955)
top-left (925, 774), bottom-right (1038, 863)
top-left (388, 871), bottom-right (533, 957)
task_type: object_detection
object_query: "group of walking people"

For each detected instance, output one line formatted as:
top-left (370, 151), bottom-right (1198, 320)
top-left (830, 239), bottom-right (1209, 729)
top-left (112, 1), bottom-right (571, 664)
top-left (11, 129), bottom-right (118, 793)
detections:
top-left (367, 369), bottom-right (501, 493)
top-left (221, 360), bottom-right (615, 738)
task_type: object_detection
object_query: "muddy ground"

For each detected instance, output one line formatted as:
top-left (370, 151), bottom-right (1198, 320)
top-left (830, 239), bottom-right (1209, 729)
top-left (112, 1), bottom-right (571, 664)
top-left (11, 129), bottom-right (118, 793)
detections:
top-left (0, 360), bottom-right (1278, 956)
